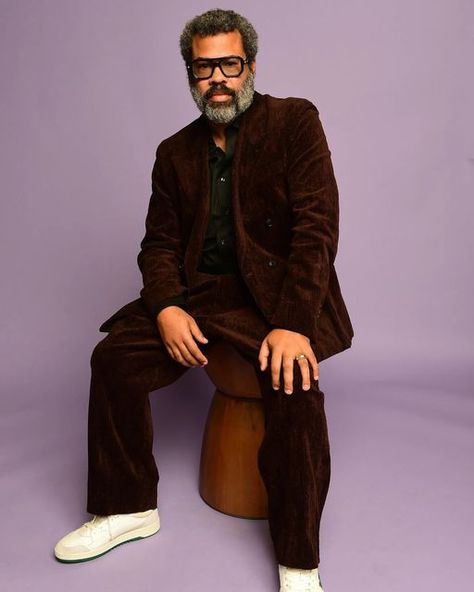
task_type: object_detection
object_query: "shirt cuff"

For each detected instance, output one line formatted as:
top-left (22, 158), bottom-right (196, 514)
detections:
top-left (151, 295), bottom-right (188, 319)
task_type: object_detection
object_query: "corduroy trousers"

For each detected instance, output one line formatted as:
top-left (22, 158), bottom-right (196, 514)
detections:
top-left (86, 270), bottom-right (331, 569)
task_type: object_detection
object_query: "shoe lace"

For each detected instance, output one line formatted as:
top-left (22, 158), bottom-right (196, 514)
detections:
top-left (83, 515), bottom-right (112, 531)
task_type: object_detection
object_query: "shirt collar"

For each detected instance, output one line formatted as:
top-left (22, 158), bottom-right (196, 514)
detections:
top-left (207, 113), bottom-right (242, 146)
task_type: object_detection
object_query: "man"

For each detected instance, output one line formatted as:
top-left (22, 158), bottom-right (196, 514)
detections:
top-left (53, 9), bottom-right (354, 592)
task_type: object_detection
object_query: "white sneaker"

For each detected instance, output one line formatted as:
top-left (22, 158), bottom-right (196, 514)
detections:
top-left (54, 508), bottom-right (160, 563)
top-left (278, 563), bottom-right (324, 591)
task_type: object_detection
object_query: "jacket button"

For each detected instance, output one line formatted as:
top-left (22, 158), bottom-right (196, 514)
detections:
top-left (268, 259), bottom-right (276, 267)
top-left (265, 217), bottom-right (273, 228)
top-left (178, 262), bottom-right (184, 270)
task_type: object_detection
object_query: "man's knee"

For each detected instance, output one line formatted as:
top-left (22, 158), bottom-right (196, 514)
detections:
top-left (90, 335), bottom-right (115, 372)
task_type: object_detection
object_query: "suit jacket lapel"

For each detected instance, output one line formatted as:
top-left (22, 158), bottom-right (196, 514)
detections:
top-left (231, 90), bottom-right (268, 256)
top-left (183, 115), bottom-right (211, 279)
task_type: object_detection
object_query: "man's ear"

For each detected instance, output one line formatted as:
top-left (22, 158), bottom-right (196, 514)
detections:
top-left (250, 59), bottom-right (257, 76)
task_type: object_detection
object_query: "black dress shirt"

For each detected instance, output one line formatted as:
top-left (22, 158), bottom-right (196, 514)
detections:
top-left (152, 116), bottom-right (241, 317)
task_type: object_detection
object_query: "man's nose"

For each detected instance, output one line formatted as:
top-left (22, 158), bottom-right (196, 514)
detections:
top-left (209, 64), bottom-right (227, 85)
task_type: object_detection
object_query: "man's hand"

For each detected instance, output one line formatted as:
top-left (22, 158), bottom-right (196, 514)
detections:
top-left (258, 328), bottom-right (319, 395)
top-left (157, 306), bottom-right (209, 367)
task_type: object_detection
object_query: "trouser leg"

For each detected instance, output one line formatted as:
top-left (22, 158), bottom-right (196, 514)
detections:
top-left (194, 272), bottom-right (331, 570)
top-left (253, 359), bottom-right (331, 570)
top-left (86, 308), bottom-right (188, 515)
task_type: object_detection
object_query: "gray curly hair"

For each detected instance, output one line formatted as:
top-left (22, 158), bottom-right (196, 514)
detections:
top-left (179, 8), bottom-right (258, 65)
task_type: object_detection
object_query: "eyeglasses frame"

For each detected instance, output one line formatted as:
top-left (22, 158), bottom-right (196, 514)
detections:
top-left (186, 55), bottom-right (250, 80)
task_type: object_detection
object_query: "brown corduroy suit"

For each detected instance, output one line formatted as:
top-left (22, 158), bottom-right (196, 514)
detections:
top-left (87, 91), bottom-right (354, 569)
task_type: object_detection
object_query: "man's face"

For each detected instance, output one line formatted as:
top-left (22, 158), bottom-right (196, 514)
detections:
top-left (188, 30), bottom-right (256, 124)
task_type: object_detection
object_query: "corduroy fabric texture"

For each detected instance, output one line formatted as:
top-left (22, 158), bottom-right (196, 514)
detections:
top-left (135, 90), bottom-right (354, 358)
top-left (87, 270), bottom-right (330, 569)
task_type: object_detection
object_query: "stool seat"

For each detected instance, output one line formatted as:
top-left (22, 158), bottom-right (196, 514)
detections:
top-left (199, 341), bottom-right (268, 519)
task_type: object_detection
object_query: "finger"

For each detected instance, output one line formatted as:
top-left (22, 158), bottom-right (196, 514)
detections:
top-left (189, 320), bottom-right (209, 345)
top-left (177, 340), bottom-right (204, 367)
top-left (270, 349), bottom-right (283, 391)
top-left (282, 355), bottom-right (295, 395)
top-left (182, 335), bottom-right (208, 366)
top-left (307, 350), bottom-right (319, 381)
top-left (259, 339), bottom-right (270, 370)
top-left (168, 338), bottom-right (201, 367)
top-left (165, 344), bottom-right (175, 360)
top-left (168, 344), bottom-right (193, 367)
top-left (297, 358), bottom-right (311, 391)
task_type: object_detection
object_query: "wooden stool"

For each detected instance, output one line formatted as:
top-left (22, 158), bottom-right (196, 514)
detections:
top-left (199, 341), bottom-right (269, 519)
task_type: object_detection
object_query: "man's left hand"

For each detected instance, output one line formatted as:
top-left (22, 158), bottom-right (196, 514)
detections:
top-left (258, 328), bottom-right (319, 395)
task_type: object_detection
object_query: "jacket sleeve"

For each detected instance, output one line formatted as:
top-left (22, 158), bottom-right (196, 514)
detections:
top-left (269, 103), bottom-right (339, 342)
top-left (137, 142), bottom-right (189, 320)
top-left (150, 294), bottom-right (189, 319)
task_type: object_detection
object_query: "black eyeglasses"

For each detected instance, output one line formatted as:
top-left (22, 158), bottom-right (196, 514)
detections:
top-left (187, 55), bottom-right (250, 80)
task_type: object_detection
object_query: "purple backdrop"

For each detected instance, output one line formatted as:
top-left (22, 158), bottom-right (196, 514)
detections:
top-left (1, 1), bottom-right (473, 591)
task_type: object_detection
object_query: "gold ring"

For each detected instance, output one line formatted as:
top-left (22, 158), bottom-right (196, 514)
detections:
top-left (294, 353), bottom-right (307, 361)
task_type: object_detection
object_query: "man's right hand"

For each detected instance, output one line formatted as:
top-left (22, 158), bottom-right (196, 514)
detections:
top-left (156, 306), bottom-right (209, 367)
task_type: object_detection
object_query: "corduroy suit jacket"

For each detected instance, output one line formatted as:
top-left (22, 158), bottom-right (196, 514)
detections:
top-left (100, 90), bottom-right (354, 363)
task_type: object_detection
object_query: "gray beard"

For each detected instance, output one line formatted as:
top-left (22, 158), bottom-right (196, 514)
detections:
top-left (189, 72), bottom-right (255, 124)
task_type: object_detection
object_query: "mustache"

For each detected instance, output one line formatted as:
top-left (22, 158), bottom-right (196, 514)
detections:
top-left (205, 85), bottom-right (236, 99)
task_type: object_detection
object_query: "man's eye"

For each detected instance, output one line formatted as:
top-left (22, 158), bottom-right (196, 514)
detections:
top-left (222, 59), bottom-right (238, 67)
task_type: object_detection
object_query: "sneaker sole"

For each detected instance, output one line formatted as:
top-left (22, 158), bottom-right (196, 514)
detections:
top-left (54, 519), bottom-right (160, 563)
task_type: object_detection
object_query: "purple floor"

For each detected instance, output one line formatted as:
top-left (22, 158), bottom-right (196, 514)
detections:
top-left (2, 348), bottom-right (472, 591)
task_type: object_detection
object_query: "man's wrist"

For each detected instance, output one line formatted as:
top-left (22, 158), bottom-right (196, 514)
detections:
top-left (268, 325), bottom-right (311, 340)
top-left (152, 295), bottom-right (188, 319)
